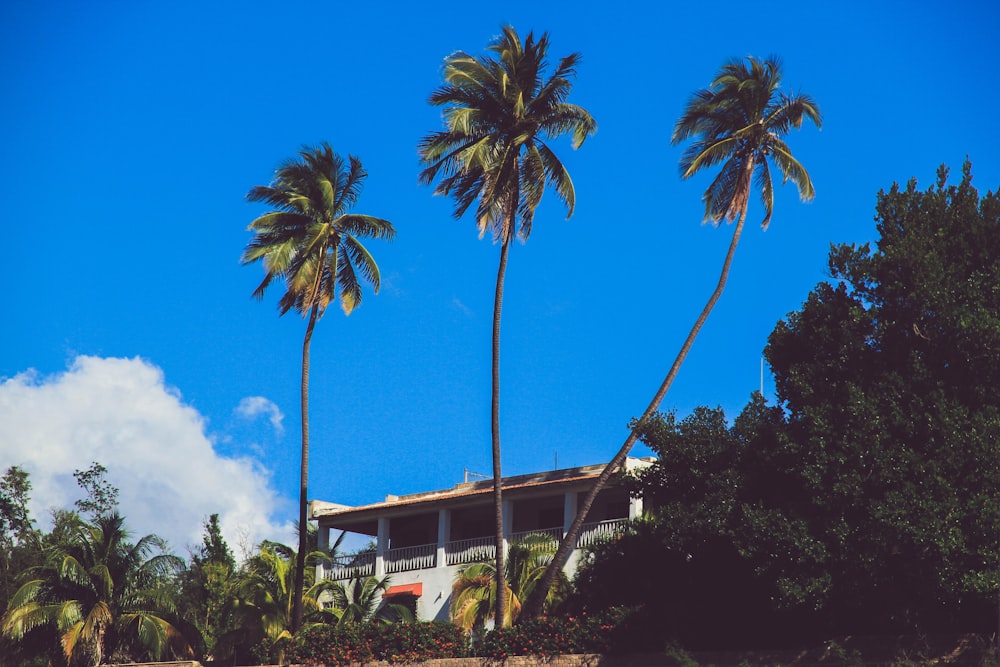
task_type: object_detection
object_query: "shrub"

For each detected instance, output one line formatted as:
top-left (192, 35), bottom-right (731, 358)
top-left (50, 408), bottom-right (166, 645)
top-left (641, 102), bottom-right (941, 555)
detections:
top-left (476, 608), bottom-right (635, 659)
top-left (286, 621), bottom-right (468, 665)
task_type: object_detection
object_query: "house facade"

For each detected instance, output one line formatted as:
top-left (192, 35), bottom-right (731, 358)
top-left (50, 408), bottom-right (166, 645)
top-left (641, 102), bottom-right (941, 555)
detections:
top-left (310, 458), bottom-right (650, 622)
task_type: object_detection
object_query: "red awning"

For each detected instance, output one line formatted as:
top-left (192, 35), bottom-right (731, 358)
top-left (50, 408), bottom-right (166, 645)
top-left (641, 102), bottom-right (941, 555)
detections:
top-left (383, 583), bottom-right (422, 598)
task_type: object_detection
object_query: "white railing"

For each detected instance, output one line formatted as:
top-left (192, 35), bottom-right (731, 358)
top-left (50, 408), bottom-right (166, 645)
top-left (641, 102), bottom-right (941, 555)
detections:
top-left (446, 536), bottom-right (496, 566)
top-left (385, 543), bottom-right (436, 573)
top-left (576, 518), bottom-right (628, 548)
top-left (510, 527), bottom-right (562, 545)
top-left (326, 522), bottom-right (628, 577)
top-left (323, 551), bottom-right (375, 580)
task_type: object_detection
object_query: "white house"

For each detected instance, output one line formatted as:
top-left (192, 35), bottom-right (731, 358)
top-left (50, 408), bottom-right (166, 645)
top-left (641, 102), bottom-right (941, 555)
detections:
top-left (310, 457), bottom-right (650, 622)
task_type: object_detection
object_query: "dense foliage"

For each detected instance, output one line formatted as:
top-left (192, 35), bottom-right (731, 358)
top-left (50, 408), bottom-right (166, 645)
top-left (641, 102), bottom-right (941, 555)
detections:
top-left (3, 513), bottom-right (190, 665)
top-left (572, 162), bottom-right (999, 647)
top-left (475, 608), bottom-right (638, 658)
top-left (286, 621), bottom-right (467, 665)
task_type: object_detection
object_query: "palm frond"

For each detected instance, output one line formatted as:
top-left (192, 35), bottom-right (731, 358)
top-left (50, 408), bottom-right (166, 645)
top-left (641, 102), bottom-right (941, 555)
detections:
top-left (419, 25), bottom-right (593, 238)
top-left (755, 158), bottom-right (775, 229)
top-left (675, 55), bottom-right (819, 228)
top-left (244, 145), bottom-right (394, 321)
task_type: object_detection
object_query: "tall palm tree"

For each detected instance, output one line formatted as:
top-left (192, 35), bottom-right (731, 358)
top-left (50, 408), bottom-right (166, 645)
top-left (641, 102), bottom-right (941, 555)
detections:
top-left (243, 143), bottom-right (395, 632)
top-left (1, 513), bottom-right (189, 666)
top-left (522, 55), bottom-right (821, 621)
top-left (451, 532), bottom-right (567, 631)
top-left (418, 26), bottom-right (595, 627)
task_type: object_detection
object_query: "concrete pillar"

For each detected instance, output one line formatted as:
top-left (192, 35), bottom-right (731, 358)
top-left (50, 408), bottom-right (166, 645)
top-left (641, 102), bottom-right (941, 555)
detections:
top-left (563, 492), bottom-right (580, 575)
top-left (502, 498), bottom-right (513, 553)
top-left (315, 524), bottom-right (330, 581)
top-left (436, 508), bottom-right (450, 568)
top-left (376, 517), bottom-right (389, 577)
top-left (563, 491), bottom-right (578, 537)
top-left (629, 493), bottom-right (644, 519)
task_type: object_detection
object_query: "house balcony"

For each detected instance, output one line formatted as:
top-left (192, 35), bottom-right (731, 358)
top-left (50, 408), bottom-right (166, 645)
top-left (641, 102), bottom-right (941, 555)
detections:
top-left (319, 518), bottom-right (630, 581)
top-left (310, 458), bottom-right (651, 621)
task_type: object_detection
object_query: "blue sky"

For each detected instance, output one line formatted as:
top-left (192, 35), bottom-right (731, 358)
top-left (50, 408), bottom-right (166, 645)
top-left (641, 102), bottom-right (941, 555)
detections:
top-left (2, 0), bottom-right (998, 552)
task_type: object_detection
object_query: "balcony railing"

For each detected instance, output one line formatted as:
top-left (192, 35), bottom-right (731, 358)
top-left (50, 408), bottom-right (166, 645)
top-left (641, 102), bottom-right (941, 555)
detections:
top-left (576, 518), bottom-right (628, 548)
top-left (385, 543), bottom-right (436, 573)
top-left (323, 520), bottom-right (629, 579)
top-left (323, 551), bottom-right (375, 581)
top-left (510, 527), bottom-right (562, 545)
top-left (446, 536), bottom-right (495, 566)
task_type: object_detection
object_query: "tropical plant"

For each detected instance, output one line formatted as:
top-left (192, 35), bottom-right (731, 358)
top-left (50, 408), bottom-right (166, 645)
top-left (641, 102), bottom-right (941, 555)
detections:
top-left (242, 143), bottom-right (395, 631)
top-left (418, 26), bottom-right (595, 626)
top-left (522, 55), bottom-right (821, 620)
top-left (451, 532), bottom-right (568, 631)
top-left (319, 575), bottom-right (415, 626)
top-left (215, 541), bottom-right (337, 664)
top-left (1, 512), bottom-right (189, 666)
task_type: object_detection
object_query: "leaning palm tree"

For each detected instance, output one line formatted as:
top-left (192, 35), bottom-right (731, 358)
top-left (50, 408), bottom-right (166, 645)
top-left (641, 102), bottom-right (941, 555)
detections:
top-left (451, 532), bottom-right (568, 631)
top-left (1, 513), bottom-right (189, 666)
top-left (243, 143), bottom-right (395, 632)
top-left (418, 26), bottom-right (595, 627)
top-left (522, 55), bottom-right (821, 621)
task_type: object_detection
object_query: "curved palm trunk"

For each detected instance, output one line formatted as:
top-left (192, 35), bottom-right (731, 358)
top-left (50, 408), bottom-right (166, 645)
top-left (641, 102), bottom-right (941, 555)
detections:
top-left (520, 211), bottom-right (748, 621)
top-left (492, 238), bottom-right (510, 628)
top-left (292, 305), bottom-right (318, 633)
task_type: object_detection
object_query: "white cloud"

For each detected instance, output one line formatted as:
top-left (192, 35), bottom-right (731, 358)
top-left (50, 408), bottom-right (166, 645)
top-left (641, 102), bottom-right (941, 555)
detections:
top-left (451, 297), bottom-right (474, 318)
top-left (0, 356), bottom-right (293, 557)
top-left (235, 395), bottom-right (285, 435)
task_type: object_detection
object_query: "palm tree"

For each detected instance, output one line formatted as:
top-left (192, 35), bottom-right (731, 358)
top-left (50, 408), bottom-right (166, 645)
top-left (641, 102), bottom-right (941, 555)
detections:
top-left (418, 26), bottom-right (595, 627)
top-left (451, 532), bottom-right (568, 631)
top-left (522, 55), bottom-right (821, 621)
top-left (217, 541), bottom-right (336, 664)
top-left (319, 575), bottom-right (415, 626)
top-left (1, 513), bottom-right (190, 666)
top-left (243, 143), bottom-right (395, 632)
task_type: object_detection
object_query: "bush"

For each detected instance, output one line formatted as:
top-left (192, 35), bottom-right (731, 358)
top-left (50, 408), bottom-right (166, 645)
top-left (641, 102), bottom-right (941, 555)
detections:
top-left (475, 608), bottom-right (635, 659)
top-left (285, 621), bottom-right (468, 665)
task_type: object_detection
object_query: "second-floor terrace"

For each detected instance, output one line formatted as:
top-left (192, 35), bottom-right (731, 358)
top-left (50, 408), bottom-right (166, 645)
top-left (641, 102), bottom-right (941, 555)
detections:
top-left (311, 458), bottom-right (650, 581)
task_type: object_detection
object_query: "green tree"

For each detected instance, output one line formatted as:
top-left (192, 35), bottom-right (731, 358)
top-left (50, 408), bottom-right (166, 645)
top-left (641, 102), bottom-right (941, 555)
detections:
top-left (524, 54), bottom-right (821, 620)
top-left (243, 143), bottom-right (395, 632)
top-left (419, 26), bottom-right (595, 626)
top-left (0, 466), bottom-right (43, 667)
top-left (0, 466), bottom-right (34, 548)
top-left (451, 533), bottom-right (568, 632)
top-left (72, 463), bottom-right (118, 521)
top-left (584, 163), bottom-right (999, 642)
top-left (574, 398), bottom-right (821, 649)
top-left (764, 161), bottom-right (999, 633)
top-left (1, 513), bottom-right (190, 666)
top-left (178, 514), bottom-right (236, 657)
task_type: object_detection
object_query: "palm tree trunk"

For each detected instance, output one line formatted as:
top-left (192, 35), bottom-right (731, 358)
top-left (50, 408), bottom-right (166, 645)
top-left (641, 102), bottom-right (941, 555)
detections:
top-left (519, 211), bottom-right (748, 622)
top-left (292, 304), bottom-right (318, 633)
top-left (492, 238), bottom-right (510, 628)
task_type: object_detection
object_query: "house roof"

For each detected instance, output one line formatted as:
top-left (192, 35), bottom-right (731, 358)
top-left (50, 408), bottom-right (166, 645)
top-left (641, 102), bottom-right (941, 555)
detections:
top-left (310, 458), bottom-right (651, 528)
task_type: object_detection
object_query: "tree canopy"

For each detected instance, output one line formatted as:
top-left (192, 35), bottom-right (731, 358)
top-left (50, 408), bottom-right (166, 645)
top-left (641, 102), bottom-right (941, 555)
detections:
top-left (573, 162), bottom-right (999, 646)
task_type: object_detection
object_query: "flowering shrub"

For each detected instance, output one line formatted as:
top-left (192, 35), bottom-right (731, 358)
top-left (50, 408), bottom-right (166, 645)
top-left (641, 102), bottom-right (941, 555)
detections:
top-left (285, 621), bottom-right (468, 665)
top-left (475, 608), bottom-right (635, 658)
